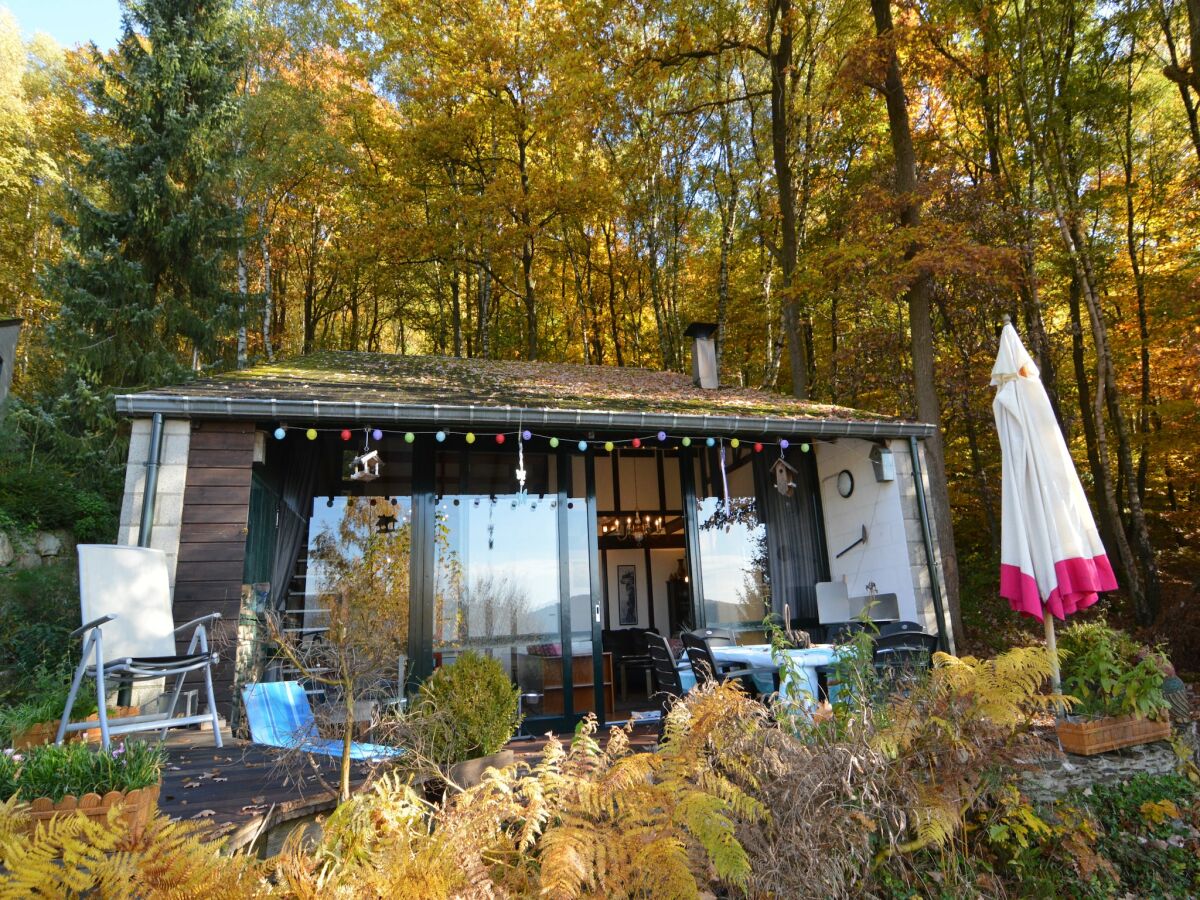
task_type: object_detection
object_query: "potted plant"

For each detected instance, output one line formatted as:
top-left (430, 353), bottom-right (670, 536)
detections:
top-left (0, 740), bottom-right (165, 837)
top-left (1055, 620), bottom-right (1171, 755)
top-left (0, 664), bottom-right (136, 749)
top-left (1, 664), bottom-right (98, 749)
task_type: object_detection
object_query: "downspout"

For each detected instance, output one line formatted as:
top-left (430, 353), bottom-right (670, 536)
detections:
top-left (137, 413), bottom-right (165, 547)
top-left (908, 436), bottom-right (953, 654)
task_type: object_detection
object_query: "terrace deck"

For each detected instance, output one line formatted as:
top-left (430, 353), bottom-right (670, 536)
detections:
top-left (160, 724), bottom-right (659, 853)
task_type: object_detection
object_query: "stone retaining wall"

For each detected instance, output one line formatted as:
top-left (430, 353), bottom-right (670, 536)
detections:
top-left (1020, 726), bottom-right (1197, 806)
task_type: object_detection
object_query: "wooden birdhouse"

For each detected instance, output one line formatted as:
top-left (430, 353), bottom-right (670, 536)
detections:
top-left (349, 449), bottom-right (382, 482)
top-left (771, 456), bottom-right (798, 497)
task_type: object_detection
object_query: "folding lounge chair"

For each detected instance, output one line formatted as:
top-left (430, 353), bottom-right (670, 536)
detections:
top-left (57, 544), bottom-right (223, 749)
top-left (241, 681), bottom-right (402, 761)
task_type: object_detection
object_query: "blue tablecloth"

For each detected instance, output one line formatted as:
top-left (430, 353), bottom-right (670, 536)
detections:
top-left (679, 644), bottom-right (849, 710)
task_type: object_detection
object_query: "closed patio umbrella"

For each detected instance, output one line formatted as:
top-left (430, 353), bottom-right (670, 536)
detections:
top-left (991, 320), bottom-right (1117, 692)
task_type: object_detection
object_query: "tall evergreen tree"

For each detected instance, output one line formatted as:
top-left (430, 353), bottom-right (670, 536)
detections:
top-left (47, 0), bottom-right (245, 387)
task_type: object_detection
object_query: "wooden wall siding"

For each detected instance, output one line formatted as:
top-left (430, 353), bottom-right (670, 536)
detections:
top-left (173, 421), bottom-right (257, 716)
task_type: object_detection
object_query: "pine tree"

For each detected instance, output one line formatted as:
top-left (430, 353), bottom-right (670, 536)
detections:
top-left (47, 0), bottom-right (245, 387)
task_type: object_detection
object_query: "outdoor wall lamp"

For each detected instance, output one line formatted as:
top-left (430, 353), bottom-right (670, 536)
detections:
top-left (870, 444), bottom-right (895, 482)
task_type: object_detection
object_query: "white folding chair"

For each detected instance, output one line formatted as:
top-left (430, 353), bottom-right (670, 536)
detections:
top-left (56, 545), bottom-right (223, 748)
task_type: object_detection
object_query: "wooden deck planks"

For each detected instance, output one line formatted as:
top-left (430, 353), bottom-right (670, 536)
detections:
top-left (161, 724), bottom-right (659, 852)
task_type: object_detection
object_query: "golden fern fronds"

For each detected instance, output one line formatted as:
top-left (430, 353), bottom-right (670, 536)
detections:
top-left (0, 805), bottom-right (123, 898)
top-left (894, 785), bottom-right (964, 855)
top-left (110, 812), bottom-right (267, 899)
top-left (934, 646), bottom-right (1064, 727)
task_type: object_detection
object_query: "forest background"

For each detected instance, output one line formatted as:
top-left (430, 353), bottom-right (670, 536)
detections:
top-left (0, 0), bottom-right (1196, 663)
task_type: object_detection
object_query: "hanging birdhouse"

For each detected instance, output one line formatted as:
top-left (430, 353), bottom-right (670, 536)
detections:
top-left (771, 456), bottom-right (798, 496)
top-left (349, 449), bottom-right (383, 482)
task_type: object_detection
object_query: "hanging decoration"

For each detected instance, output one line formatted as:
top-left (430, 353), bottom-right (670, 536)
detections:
top-left (513, 417), bottom-right (528, 501)
top-left (719, 439), bottom-right (731, 523)
top-left (349, 429), bottom-right (382, 482)
top-left (772, 455), bottom-right (799, 497)
top-left (262, 424), bottom-right (820, 460)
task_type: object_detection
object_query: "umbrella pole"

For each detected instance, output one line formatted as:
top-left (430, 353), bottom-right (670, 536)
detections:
top-left (1043, 609), bottom-right (1063, 714)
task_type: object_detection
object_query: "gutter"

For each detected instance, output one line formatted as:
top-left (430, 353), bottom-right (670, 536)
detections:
top-left (908, 436), bottom-right (953, 654)
top-left (114, 393), bottom-right (937, 440)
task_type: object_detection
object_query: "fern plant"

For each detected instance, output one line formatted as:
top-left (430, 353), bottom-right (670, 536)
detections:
top-left (0, 800), bottom-right (268, 898)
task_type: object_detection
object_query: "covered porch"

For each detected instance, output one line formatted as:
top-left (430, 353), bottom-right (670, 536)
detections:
top-left (114, 345), bottom-right (951, 735)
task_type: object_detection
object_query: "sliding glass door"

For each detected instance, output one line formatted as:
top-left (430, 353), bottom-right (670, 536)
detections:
top-left (429, 441), bottom-right (604, 732)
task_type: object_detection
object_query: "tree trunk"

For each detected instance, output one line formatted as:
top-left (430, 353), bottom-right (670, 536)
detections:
top-left (260, 201), bottom-right (273, 362)
top-left (768, 0), bottom-right (809, 398)
top-left (870, 0), bottom-right (963, 646)
top-left (1158, 0), bottom-right (1200, 164)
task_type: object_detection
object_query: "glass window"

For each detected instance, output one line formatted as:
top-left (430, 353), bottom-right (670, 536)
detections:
top-left (292, 494), bottom-right (414, 698)
top-left (693, 445), bottom-right (769, 628)
top-left (433, 447), bottom-right (592, 722)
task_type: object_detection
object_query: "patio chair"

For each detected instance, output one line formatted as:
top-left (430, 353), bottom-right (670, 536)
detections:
top-left (680, 633), bottom-right (778, 700)
top-left (878, 620), bottom-right (929, 638)
top-left (872, 631), bottom-right (938, 691)
top-left (57, 545), bottom-right (224, 749)
top-left (687, 626), bottom-right (737, 648)
top-left (645, 632), bottom-right (684, 714)
top-left (241, 681), bottom-right (402, 761)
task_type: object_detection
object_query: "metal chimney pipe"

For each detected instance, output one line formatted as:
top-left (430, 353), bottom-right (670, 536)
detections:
top-left (684, 322), bottom-right (719, 389)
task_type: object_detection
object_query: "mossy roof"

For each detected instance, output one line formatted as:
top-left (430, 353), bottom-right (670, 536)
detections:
top-left (130, 350), bottom-right (913, 424)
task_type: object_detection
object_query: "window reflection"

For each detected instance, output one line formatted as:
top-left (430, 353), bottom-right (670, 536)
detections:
top-left (433, 449), bottom-right (576, 720)
top-left (304, 495), bottom-right (413, 666)
top-left (694, 447), bottom-right (769, 627)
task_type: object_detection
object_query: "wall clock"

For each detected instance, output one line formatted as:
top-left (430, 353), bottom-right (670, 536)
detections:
top-left (836, 469), bottom-right (854, 498)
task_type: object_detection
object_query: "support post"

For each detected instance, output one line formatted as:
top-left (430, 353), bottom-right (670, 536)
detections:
top-left (909, 436), bottom-right (953, 655)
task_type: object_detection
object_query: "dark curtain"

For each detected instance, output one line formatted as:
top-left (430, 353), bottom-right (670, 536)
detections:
top-left (755, 449), bottom-right (829, 623)
top-left (268, 440), bottom-right (320, 614)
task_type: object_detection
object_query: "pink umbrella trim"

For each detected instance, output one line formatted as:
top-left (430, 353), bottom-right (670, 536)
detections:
top-left (1000, 554), bottom-right (1117, 621)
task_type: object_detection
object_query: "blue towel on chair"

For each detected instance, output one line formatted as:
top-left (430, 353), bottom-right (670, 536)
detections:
top-left (242, 681), bottom-right (402, 761)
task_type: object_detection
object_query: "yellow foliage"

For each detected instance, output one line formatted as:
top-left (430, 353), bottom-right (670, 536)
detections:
top-left (275, 681), bottom-right (767, 898)
top-left (1140, 799), bottom-right (1181, 826)
top-left (0, 801), bottom-right (268, 899)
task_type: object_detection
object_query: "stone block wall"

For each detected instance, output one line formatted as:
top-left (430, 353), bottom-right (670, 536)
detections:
top-left (116, 418), bottom-right (191, 584)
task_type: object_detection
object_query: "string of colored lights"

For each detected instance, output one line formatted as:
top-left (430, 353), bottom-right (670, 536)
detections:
top-left (270, 423), bottom-right (815, 454)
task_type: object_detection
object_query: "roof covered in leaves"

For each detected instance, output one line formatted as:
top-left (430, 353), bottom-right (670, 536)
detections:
top-left (115, 351), bottom-right (935, 437)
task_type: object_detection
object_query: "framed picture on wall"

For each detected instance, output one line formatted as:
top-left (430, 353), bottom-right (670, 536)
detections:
top-left (617, 564), bottom-right (638, 626)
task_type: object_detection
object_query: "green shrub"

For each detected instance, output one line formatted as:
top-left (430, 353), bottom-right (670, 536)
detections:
top-left (1058, 619), bottom-right (1169, 719)
top-left (0, 562), bottom-right (80, 703)
top-left (409, 650), bottom-right (521, 764)
top-left (0, 740), bottom-right (164, 802)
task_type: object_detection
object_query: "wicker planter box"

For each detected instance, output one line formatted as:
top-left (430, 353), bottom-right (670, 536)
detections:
top-left (1056, 714), bottom-right (1171, 756)
top-left (25, 783), bottom-right (160, 839)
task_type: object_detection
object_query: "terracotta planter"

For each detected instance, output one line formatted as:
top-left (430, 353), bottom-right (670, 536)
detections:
top-left (1056, 714), bottom-right (1171, 756)
top-left (11, 717), bottom-right (94, 750)
top-left (25, 783), bottom-right (160, 839)
top-left (82, 707), bottom-right (141, 744)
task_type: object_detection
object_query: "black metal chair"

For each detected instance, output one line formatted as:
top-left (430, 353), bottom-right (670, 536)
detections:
top-left (872, 631), bottom-right (938, 690)
top-left (681, 632), bottom-right (779, 700)
top-left (825, 621), bottom-right (869, 644)
top-left (646, 631), bottom-right (685, 717)
top-left (603, 628), bottom-right (655, 700)
top-left (878, 620), bottom-right (929, 638)
top-left (685, 626), bottom-right (738, 648)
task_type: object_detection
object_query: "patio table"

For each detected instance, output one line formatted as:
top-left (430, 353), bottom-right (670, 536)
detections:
top-left (679, 644), bottom-right (849, 711)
